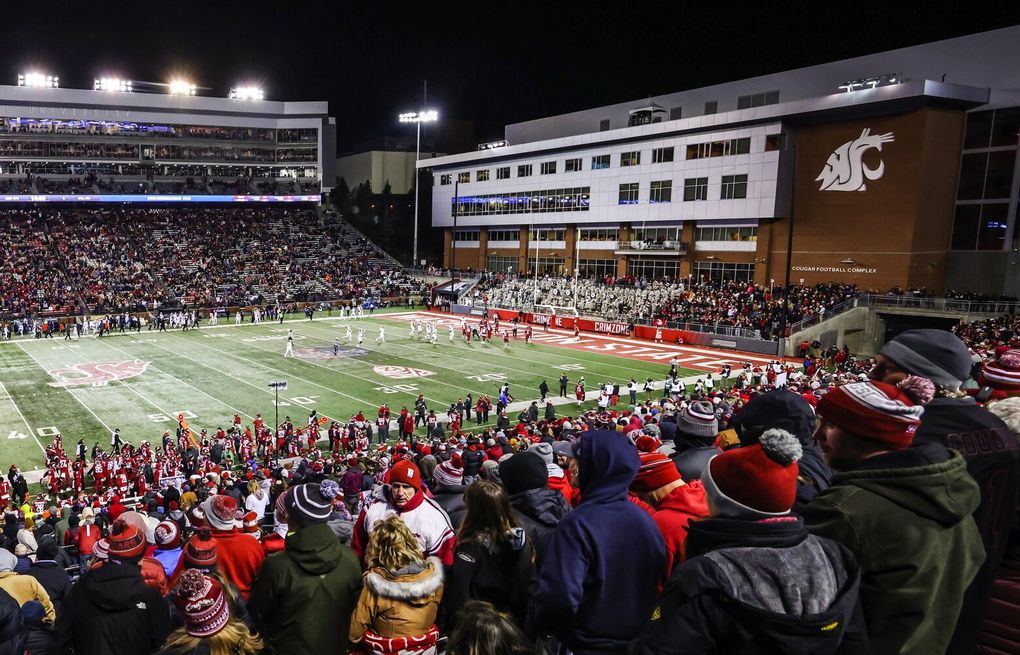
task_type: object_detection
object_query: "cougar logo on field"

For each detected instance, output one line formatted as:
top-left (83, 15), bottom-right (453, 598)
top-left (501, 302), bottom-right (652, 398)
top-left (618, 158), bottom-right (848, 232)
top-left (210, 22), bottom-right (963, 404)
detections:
top-left (373, 365), bottom-right (435, 379)
top-left (48, 360), bottom-right (150, 388)
top-left (816, 128), bottom-right (895, 191)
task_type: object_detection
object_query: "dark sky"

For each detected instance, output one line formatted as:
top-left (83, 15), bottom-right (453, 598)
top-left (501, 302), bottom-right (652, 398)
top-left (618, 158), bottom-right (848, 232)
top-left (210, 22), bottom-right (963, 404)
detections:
top-left (4, 2), bottom-right (1019, 152)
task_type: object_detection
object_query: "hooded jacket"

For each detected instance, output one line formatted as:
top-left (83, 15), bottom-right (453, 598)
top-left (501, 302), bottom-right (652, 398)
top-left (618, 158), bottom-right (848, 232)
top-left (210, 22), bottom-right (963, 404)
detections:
top-left (649, 480), bottom-right (709, 575)
top-left (249, 522), bottom-right (362, 655)
top-left (670, 436), bottom-right (719, 482)
top-left (632, 516), bottom-right (863, 655)
top-left (531, 430), bottom-right (666, 654)
top-left (430, 484), bottom-right (467, 529)
top-left (0, 588), bottom-right (24, 655)
top-left (509, 487), bottom-right (570, 569)
top-left (53, 560), bottom-right (171, 655)
top-left (349, 557), bottom-right (444, 645)
top-left (444, 528), bottom-right (535, 626)
top-left (804, 445), bottom-right (986, 655)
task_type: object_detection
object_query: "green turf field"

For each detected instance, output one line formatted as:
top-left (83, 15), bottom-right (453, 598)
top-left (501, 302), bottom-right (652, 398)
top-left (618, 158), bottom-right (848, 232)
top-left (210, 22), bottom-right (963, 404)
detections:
top-left (0, 311), bottom-right (699, 474)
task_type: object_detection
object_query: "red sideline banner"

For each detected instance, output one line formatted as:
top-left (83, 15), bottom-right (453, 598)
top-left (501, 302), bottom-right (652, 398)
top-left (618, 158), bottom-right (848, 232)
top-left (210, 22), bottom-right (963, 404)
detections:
top-left (486, 309), bottom-right (711, 346)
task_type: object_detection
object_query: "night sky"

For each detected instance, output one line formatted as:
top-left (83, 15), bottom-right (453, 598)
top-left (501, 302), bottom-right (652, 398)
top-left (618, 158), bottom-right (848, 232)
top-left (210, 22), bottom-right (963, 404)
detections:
top-left (4, 2), bottom-right (1019, 153)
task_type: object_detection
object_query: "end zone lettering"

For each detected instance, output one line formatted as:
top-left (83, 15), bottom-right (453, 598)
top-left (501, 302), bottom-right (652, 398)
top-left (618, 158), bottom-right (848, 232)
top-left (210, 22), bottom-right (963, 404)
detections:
top-left (593, 321), bottom-right (629, 335)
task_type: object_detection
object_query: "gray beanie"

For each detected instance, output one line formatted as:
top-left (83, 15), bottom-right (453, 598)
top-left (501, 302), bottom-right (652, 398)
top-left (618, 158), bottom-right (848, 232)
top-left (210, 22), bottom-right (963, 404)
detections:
top-left (880, 329), bottom-right (972, 390)
top-left (530, 442), bottom-right (554, 465)
top-left (0, 548), bottom-right (16, 572)
top-left (677, 401), bottom-right (719, 441)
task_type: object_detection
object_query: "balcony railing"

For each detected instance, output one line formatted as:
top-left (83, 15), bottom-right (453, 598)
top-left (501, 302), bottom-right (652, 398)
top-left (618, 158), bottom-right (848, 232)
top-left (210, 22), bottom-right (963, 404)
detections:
top-left (615, 240), bottom-right (687, 255)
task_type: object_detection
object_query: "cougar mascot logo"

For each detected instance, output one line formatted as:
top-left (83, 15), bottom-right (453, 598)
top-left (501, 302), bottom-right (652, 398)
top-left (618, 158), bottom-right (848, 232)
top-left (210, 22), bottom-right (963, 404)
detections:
top-left (48, 360), bottom-right (150, 387)
top-left (816, 128), bottom-right (895, 191)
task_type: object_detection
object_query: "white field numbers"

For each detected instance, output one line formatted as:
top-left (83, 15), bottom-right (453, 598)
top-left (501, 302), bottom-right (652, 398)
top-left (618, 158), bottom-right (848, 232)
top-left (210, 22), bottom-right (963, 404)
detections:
top-left (374, 384), bottom-right (419, 394)
top-left (466, 373), bottom-right (507, 382)
top-left (9, 426), bottom-right (60, 440)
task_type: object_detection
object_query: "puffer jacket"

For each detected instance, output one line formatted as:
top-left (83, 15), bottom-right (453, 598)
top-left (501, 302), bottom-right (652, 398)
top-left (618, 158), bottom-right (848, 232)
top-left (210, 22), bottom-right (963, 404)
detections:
top-left (349, 557), bottom-right (444, 652)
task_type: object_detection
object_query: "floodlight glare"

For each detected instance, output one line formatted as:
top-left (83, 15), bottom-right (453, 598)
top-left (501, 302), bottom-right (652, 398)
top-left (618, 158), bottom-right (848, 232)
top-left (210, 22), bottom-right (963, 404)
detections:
top-left (94, 78), bottom-right (132, 92)
top-left (168, 80), bottom-right (197, 96)
top-left (229, 86), bottom-right (264, 101)
top-left (17, 73), bottom-right (59, 88)
top-left (398, 110), bottom-right (439, 123)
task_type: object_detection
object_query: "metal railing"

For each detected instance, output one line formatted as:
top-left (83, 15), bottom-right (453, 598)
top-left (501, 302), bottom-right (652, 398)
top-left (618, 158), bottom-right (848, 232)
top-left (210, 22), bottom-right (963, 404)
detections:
top-left (632, 316), bottom-right (764, 339)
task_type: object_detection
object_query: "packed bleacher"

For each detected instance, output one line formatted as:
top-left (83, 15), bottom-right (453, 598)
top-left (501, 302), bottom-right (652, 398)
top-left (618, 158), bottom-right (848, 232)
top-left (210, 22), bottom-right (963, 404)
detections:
top-left (0, 207), bottom-right (425, 319)
top-left (478, 273), bottom-right (860, 339)
top-left (0, 323), bottom-right (1016, 654)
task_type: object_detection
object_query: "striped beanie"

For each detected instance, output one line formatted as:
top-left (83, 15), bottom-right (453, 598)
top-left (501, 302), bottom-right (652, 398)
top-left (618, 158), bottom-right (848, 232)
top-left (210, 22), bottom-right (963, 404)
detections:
top-left (184, 527), bottom-right (218, 570)
top-left (172, 570), bottom-right (230, 638)
top-left (630, 452), bottom-right (682, 492)
top-left (677, 401), bottom-right (719, 442)
top-left (433, 457), bottom-right (464, 487)
top-left (154, 520), bottom-right (181, 550)
top-left (817, 381), bottom-right (924, 449)
top-left (241, 511), bottom-right (260, 535)
top-left (287, 480), bottom-right (340, 525)
top-left (979, 349), bottom-right (1020, 394)
top-left (107, 519), bottom-right (146, 563)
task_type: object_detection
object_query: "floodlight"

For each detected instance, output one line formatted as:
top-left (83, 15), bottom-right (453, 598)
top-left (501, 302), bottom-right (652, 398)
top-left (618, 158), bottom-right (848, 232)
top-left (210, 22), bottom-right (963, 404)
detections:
top-left (229, 86), bottom-right (264, 101)
top-left (17, 73), bottom-right (58, 88)
top-left (398, 110), bottom-right (439, 123)
top-left (94, 78), bottom-right (132, 92)
top-left (168, 80), bottom-right (197, 96)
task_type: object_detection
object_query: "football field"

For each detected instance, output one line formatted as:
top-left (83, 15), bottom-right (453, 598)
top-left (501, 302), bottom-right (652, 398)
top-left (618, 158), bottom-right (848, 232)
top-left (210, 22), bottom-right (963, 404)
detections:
top-left (0, 309), bottom-right (767, 476)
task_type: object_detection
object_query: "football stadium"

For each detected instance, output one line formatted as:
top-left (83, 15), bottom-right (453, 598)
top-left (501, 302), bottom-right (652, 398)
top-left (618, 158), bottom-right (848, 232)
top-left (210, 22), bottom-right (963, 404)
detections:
top-left (0, 9), bottom-right (1018, 655)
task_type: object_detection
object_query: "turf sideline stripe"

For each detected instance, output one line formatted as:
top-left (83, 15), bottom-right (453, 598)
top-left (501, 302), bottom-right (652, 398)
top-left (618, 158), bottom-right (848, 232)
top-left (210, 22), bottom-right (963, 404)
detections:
top-left (0, 379), bottom-right (46, 456)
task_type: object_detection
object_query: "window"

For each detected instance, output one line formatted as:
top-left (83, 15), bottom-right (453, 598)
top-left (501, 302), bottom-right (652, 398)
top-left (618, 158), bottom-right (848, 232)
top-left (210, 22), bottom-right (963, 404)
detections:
top-left (632, 227), bottom-right (681, 243)
top-left (978, 203), bottom-right (1009, 250)
top-left (620, 151), bottom-right (641, 167)
top-left (652, 147), bottom-right (674, 163)
top-left (599, 119), bottom-right (611, 131)
top-left (649, 180), bottom-right (672, 203)
top-left (737, 91), bottom-right (780, 110)
top-left (704, 101), bottom-right (717, 115)
top-left (721, 174), bottom-right (748, 199)
top-left (454, 229), bottom-right (479, 242)
top-left (685, 137), bottom-right (750, 159)
top-left (693, 262), bottom-right (755, 284)
top-left (565, 157), bottom-right (583, 172)
top-left (952, 204), bottom-right (981, 250)
top-left (517, 164), bottom-right (533, 177)
top-left (765, 90), bottom-right (780, 105)
top-left (457, 171), bottom-right (470, 184)
top-left (526, 256), bottom-right (566, 275)
top-left (957, 153), bottom-right (988, 200)
top-left (476, 169), bottom-right (490, 182)
top-left (764, 134), bottom-right (786, 152)
top-left (628, 260), bottom-right (679, 280)
top-left (486, 255), bottom-right (519, 273)
top-left (496, 166), bottom-right (510, 180)
top-left (695, 226), bottom-right (757, 242)
top-left (578, 228), bottom-right (619, 241)
top-left (440, 174), bottom-right (452, 185)
top-left (530, 228), bottom-right (566, 242)
top-left (990, 108), bottom-right (1020, 147)
top-left (985, 150), bottom-right (1016, 199)
top-left (669, 106), bottom-right (682, 121)
top-left (488, 229), bottom-right (520, 242)
top-left (450, 188), bottom-right (590, 217)
top-left (683, 177), bottom-right (708, 201)
top-left (541, 161), bottom-right (557, 175)
top-left (578, 259), bottom-right (617, 278)
top-left (591, 154), bottom-right (610, 170)
top-left (618, 182), bottom-right (640, 204)
top-left (964, 111), bottom-right (993, 150)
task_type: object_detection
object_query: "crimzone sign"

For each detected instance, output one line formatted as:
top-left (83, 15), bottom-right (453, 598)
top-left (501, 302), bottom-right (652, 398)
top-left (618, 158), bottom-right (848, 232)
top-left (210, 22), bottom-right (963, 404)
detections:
top-left (816, 128), bottom-right (895, 192)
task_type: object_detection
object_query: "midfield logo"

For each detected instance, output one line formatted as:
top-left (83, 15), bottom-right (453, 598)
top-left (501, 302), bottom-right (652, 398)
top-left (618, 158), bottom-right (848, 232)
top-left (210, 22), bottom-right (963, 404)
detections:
top-left (48, 360), bottom-right (150, 388)
top-left (816, 128), bottom-right (895, 192)
top-left (373, 365), bottom-right (435, 379)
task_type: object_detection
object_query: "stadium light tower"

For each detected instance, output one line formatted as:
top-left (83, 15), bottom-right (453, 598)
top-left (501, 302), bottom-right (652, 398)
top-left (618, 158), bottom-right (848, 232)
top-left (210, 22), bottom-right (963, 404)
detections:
top-left (17, 73), bottom-right (58, 88)
top-left (229, 86), bottom-right (265, 101)
top-left (398, 109), bottom-right (438, 269)
top-left (94, 78), bottom-right (132, 92)
top-left (168, 79), bottom-right (197, 96)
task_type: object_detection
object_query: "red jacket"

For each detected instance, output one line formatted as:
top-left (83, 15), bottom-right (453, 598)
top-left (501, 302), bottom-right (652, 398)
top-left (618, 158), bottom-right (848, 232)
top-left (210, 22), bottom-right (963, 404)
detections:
top-left (650, 481), bottom-right (709, 576)
top-left (547, 474), bottom-right (580, 507)
top-left (171, 528), bottom-right (266, 599)
top-left (260, 532), bottom-right (286, 556)
top-left (75, 523), bottom-right (101, 555)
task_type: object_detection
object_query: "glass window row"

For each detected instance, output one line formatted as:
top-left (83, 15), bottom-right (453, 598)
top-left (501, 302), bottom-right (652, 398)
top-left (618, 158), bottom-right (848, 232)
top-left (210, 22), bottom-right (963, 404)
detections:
top-left (451, 187), bottom-right (591, 216)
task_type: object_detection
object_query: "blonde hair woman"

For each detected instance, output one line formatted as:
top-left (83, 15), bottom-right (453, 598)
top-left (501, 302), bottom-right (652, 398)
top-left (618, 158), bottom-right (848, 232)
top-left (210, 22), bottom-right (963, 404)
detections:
top-left (158, 569), bottom-right (263, 655)
top-left (349, 515), bottom-right (444, 655)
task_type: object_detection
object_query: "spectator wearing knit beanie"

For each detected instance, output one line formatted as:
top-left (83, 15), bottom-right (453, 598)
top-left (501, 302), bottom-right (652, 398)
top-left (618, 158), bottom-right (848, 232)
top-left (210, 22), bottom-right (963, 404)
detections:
top-left (162, 569), bottom-right (263, 655)
top-left (636, 429), bottom-right (864, 654)
top-left (431, 456), bottom-right (467, 529)
top-left (873, 332), bottom-right (1020, 655)
top-left (153, 519), bottom-right (183, 577)
top-left (804, 380), bottom-right (986, 655)
top-left (670, 401), bottom-right (721, 482)
top-left (497, 452), bottom-right (570, 569)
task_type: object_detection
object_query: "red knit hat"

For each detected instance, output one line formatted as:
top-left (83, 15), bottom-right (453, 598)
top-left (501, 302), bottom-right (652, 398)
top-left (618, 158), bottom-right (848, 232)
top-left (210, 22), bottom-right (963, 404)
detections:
top-left (107, 519), bottom-right (146, 562)
top-left (154, 520), bottom-right (181, 550)
top-left (241, 511), bottom-right (260, 534)
top-left (630, 452), bottom-right (682, 493)
top-left (184, 527), bottom-right (218, 570)
top-left (702, 429), bottom-right (803, 516)
top-left (172, 570), bottom-right (230, 638)
top-left (817, 381), bottom-right (924, 449)
top-left (389, 460), bottom-right (422, 491)
top-left (979, 350), bottom-right (1020, 394)
top-left (203, 495), bottom-right (238, 531)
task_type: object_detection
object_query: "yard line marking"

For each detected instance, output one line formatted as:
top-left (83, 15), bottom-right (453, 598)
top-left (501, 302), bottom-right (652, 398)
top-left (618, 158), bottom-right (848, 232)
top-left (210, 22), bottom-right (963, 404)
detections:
top-left (94, 339), bottom-right (255, 421)
top-left (14, 341), bottom-right (114, 434)
top-left (0, 379), bottom-right (46, 455)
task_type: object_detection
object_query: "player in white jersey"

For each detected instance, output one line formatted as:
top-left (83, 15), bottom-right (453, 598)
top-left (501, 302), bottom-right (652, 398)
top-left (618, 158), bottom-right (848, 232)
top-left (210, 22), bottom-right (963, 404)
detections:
top-left (357, 328), bottom-right (364, 345)
top-left (284, 335), bottom-right (294, 357)
top-left (235, 310), bottom-right (243, 325)
top-left (376, 327), bottom-right (385, 343)
top-left (409, 322), bottom-right (416, 338)
top-left (333, 337), bottom-right (341, 356)
top-left (345, 325), bottom-right (353, 343)
top-left (449, 325), bottom-right (455, 343)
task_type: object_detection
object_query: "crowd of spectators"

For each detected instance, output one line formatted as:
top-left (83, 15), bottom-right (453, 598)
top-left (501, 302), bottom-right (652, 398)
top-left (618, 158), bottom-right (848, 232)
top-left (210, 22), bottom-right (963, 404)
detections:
top-left (0, 323), bottom-right (1016, 654)
top-left (0, 207), bottom-right (421, 319)
top-left (478, 274), bottom-right (861, 339)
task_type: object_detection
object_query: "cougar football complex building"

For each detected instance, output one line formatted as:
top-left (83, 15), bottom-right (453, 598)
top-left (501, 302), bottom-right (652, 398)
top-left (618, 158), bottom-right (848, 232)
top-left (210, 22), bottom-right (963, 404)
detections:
top-left (425, 26), bottom-right (1020, 295)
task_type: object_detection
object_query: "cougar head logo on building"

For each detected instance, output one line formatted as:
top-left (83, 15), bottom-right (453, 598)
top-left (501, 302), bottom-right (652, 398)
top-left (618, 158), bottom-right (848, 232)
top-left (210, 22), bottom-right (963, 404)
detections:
top-left (48, 360), bottom-right (150, 388)
top-left (816, 128), bottom-right (895, 192)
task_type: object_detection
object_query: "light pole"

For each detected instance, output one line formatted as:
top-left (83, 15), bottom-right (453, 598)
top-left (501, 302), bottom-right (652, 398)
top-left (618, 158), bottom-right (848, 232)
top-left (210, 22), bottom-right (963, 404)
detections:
top-left (398, 110), bottom-right (438, 270)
